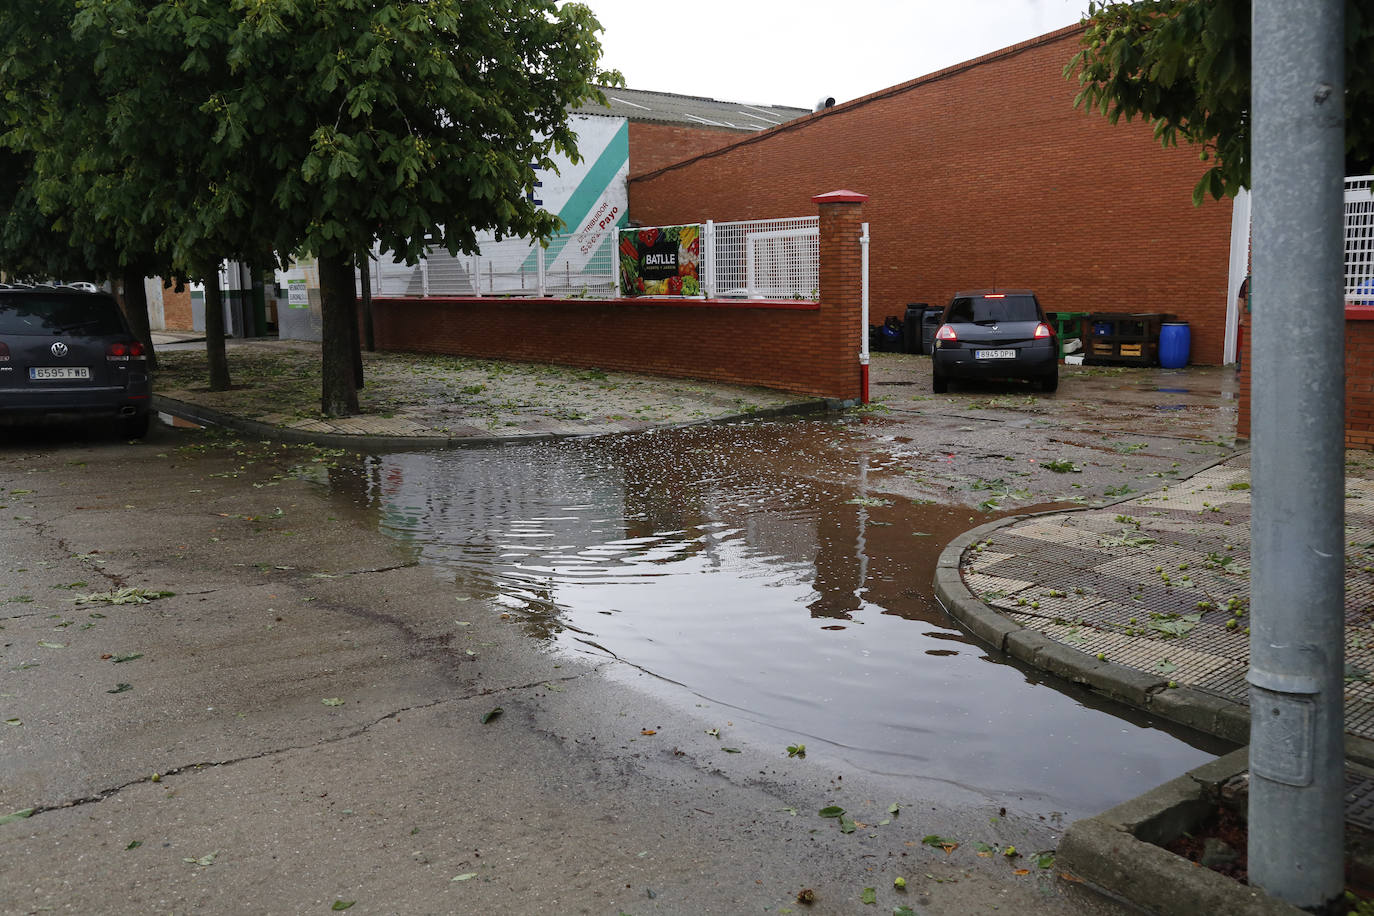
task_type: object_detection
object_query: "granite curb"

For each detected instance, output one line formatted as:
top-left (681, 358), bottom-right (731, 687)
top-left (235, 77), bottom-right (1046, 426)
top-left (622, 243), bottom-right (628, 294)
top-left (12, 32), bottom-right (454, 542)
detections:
top-left (1057, 747), bottom-right (1306, 916)
top-left (933, 449), bottom-right (1254, 745)
top-left (152, 393), bottom-right (835, 452)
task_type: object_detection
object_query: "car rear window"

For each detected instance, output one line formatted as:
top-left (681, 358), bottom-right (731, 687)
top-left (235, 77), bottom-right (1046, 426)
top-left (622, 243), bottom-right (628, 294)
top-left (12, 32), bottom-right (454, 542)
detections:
top-left (946, 295), bottom-right (1039, 323)
top-left (0, 294), bottom-right (128, 336)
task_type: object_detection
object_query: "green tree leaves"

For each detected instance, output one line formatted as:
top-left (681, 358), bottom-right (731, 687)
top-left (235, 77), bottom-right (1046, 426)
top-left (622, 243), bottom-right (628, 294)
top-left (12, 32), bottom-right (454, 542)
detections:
top-left (1067, 0), bottom-right (1373, 203)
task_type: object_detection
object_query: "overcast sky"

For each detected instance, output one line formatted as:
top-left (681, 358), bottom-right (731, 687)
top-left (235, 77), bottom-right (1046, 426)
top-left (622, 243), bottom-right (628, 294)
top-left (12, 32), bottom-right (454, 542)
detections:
top-left (579, 0), bottom-right (1090, 111)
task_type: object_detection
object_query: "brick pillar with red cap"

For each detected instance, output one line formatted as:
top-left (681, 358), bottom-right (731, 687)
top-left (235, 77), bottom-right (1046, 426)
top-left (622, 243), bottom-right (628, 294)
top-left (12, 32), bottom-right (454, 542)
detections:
top-left (812, 189), bottom-right (868, 403)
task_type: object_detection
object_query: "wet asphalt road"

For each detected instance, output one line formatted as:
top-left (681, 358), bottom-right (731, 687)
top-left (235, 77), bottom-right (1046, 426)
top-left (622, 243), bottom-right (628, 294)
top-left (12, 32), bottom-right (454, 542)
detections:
top-left (0, 360), bottom-right (1239, 914)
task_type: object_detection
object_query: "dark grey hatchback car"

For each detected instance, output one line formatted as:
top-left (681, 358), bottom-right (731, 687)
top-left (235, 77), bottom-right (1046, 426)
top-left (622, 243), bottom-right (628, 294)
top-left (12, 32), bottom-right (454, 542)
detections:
top-left (930, 290), bottom-right (1057, 393)
top-left (0, 289), bottom-right (151, 438)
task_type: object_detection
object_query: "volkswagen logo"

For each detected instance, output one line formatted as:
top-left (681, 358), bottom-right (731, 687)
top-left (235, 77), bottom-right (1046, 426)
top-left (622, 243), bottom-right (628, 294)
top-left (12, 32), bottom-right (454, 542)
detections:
top-left (50, 342), bottom-right (69, 358)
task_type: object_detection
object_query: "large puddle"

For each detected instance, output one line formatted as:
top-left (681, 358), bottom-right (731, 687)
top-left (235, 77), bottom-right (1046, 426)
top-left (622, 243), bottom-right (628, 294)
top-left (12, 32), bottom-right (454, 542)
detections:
top-left (348, 417), bottom-right (1232, 818)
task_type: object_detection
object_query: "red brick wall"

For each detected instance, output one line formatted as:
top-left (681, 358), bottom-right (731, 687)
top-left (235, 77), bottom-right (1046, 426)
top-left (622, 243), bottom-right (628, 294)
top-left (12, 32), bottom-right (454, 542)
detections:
top-left (629, 25), bottom-right (1235, 364)
top-left (1236, 316), bottom-right (1250, 438)
top-left (1237, 311), bottom-right (1374, 450)
top-left (162, 281), bottom-right (194, 332)
top-left (1348, 318), bottom-right (1374, 449)
top-left (628, 122), bottom-right (746, 180)
top-left (370, 296), bottom-right (859, 398)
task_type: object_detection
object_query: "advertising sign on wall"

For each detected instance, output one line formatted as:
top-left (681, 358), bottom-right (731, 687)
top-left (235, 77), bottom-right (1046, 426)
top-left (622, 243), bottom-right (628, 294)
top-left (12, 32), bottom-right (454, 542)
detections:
top-left (618, 225), bottom-right (701, 297)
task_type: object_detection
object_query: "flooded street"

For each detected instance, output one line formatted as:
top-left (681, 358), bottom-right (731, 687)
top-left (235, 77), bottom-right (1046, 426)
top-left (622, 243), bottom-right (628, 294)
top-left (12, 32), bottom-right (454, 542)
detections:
top-left (348, 390), bottom-right (1237, 820)
top-left (0, 360), bottom-right (1247, 914)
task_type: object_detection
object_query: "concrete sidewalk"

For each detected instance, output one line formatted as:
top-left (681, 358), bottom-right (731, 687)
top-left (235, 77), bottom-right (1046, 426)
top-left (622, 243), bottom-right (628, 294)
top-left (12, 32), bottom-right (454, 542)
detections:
top-left (149, 337), bottom-right (825, 449)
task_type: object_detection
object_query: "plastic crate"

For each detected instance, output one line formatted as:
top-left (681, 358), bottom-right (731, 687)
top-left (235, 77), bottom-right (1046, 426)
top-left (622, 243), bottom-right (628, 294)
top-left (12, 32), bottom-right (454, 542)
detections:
top-left (1084, 312), bottom-right (1166, 366)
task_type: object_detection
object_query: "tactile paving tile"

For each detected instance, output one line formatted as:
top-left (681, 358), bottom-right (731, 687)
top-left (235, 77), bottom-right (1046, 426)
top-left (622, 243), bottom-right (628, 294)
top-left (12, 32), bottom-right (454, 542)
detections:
top-left (963, 571), bottom-right (1033, 601)
top-left (1194, 665), bottom-right (1250, 703)
top-left (986, 535), bottom-right (1107, 569)
top-left (994, 590), bottom-right (1109, 619)
top-left (999, 519), bottom-right (1106, 549)
top-left (1009, 615), bottom-right (1237, 684)
top-left (1132, 489), bottom-right (1220, 511)
top-left (1345, 677), bottom-right (1374, 705)
top-left (972, 556), bottom-right (1091, 585)
top-left (964, 551), bottom-right (1015, 575)
top-left (1348, 701), bottom-right (1374, 743)
top-left (1344, 769), bottom-right (1374, 830)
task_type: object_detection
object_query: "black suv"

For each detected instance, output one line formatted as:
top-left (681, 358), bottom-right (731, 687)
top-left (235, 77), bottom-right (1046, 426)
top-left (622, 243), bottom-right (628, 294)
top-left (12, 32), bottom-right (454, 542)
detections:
top-left (930, 290), bottom-right (1057, 393)
top-left (0, 288), bottom-right (151, 438)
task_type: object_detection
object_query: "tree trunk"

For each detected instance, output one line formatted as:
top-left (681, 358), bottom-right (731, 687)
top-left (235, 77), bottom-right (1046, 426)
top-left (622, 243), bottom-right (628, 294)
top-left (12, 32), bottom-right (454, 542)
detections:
top-left (359, 255), bottom-right (375, 352)
top-left (119, 268), bottom-right (157, 370)
top-left (204, 266), bottom-right (231, 391)
top-left (318, 251), bottom-right (360, 416)
top-left (348, 256), bottom-right (364, 390)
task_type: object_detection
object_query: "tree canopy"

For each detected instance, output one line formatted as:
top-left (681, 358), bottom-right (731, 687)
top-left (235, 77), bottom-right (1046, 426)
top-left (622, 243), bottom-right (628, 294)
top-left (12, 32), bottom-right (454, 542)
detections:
top-left (2, 0), bottom-right (614, 414)
top-left (1067, 0), bottom-right (1373, 203)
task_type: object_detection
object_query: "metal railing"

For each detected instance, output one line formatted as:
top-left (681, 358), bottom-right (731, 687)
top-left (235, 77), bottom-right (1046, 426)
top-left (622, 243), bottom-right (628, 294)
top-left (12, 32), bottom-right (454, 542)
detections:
top-left (705, 216), bottom-right (819, 300)
top-left (361, 215), bottom-right (821, 302)
top-left (1347, 175), bottom-right (1374, 302)
top-left (363, 229), bottom-right (618, 299)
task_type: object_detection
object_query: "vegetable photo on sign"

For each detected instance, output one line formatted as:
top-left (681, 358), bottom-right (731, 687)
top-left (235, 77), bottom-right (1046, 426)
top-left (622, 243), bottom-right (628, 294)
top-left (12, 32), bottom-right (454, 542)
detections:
top-left (619, 225), bottom-right (702, 298)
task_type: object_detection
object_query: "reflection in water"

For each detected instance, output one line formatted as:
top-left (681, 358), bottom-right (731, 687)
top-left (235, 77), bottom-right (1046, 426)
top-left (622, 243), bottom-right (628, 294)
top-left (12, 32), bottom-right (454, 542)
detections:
top-left (344, 418), bottom-right (1231, 818)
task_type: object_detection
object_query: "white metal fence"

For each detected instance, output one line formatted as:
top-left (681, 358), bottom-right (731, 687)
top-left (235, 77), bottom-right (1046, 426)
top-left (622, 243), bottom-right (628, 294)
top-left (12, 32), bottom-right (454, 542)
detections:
top-left (361, 215), bottom-right (821, 302)
top-left (705, 217), bottom-right (819, 300)
top-left (363, 229), bottom-right (619, 299)
top-left (1348, 175), bottom-right (1374, 303)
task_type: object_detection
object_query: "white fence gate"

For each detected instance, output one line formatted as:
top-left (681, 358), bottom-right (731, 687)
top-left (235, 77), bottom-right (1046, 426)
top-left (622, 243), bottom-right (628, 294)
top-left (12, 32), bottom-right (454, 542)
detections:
top-left (1347, 175), bottom-right (1374, 303)
top-left (704, 216), bottom-right (819, 300)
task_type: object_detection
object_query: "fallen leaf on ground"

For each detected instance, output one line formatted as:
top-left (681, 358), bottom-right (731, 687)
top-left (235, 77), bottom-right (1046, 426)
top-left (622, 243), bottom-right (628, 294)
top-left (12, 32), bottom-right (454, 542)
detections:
top-left (482, 707), bottom-right (503, 724)
top-left (922, 835), bottom-right (958, 854)
top-left (321, 698), bottom-right (344, 707)
top-left (0, 808), bottom-right (34, 825)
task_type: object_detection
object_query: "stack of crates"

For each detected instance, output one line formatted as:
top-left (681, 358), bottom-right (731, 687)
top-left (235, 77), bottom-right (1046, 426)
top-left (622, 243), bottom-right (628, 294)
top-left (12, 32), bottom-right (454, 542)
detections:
top-left (1085, 313), bottom-right (1165, 366)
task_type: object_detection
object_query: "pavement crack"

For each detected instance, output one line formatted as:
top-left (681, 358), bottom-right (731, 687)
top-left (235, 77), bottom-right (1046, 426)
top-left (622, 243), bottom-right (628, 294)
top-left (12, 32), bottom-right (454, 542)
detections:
top-left (19, 697), bottom-right (451, 819)
top-left (332, 562), bottom-right (421, 577)
top-left (469, 670), bottom-right (600, 697)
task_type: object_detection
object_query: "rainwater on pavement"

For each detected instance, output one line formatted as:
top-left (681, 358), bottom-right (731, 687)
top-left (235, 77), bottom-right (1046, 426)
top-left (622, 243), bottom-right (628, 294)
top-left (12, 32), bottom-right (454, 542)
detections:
top-left (337, 387), bottom-right (1238, 822)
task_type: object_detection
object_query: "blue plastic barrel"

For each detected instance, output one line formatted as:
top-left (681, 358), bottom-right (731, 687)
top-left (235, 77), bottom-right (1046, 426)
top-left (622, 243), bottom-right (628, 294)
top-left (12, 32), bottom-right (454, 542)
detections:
top-left (1159, 321), bottom-right (1191, 368)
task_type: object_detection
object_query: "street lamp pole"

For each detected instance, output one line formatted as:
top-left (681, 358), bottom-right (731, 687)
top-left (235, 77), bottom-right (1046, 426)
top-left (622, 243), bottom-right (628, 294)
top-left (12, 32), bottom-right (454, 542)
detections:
top-left (1248, 0), bottom-right (1347, 907)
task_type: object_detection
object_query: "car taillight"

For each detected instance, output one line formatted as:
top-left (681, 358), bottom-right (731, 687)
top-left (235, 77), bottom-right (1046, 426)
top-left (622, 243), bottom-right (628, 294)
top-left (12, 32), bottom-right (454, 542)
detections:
top-left (984, 293), bottom-right (1006, 299)
top-left (0, 341), bottom-right (9, 361)
top-left (1034, 323), bottom-right (1052, 339)
top-left (935, 324), bottom-right (957, 342)
top-left (106, 341), bottom-right (146, 360)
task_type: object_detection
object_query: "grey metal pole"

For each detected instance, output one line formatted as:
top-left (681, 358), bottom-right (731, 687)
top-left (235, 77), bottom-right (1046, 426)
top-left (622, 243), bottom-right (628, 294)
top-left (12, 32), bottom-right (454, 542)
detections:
top-left (1249, 0), bottom-right (1346, 908)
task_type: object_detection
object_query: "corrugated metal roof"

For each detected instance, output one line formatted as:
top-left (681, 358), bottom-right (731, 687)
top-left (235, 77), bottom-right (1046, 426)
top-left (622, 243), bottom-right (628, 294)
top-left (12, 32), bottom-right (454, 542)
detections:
top-left (574, 86), bottom-right (809, 133)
